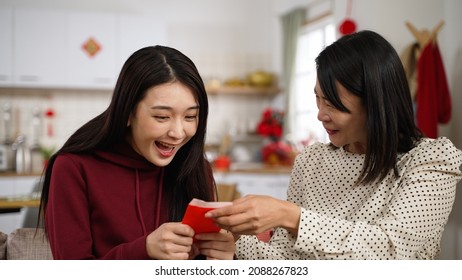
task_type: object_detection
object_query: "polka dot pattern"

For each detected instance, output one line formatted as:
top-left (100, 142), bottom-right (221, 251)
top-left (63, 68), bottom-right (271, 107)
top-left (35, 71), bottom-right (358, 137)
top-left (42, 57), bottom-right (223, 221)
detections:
top-left (236, 137), bottom-right (462, 259)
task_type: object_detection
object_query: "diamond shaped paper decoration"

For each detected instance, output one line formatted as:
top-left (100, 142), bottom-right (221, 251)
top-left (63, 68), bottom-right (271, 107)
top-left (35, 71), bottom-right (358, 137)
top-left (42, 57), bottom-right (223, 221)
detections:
top-left (82, 37), bottom-right (101, 58)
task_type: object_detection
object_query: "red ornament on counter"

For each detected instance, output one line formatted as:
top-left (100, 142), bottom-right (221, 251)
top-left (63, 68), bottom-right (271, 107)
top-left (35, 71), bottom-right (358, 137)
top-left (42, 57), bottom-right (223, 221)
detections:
top-left (256, 107), bottom-right (296, 166)
top-left (213, 155), bottom-right (231, 171)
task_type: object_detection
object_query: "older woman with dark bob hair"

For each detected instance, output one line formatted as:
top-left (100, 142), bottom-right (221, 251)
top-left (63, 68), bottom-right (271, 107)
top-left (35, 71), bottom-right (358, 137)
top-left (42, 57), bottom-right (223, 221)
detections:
top-left (207, 30), bottom-right (462, 259)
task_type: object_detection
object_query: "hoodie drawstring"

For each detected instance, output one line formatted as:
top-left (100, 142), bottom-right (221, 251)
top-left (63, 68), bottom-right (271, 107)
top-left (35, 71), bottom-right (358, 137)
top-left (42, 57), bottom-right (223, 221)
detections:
top-left (155, 169), bottom-right (163, 229)
top-left (135, 169), bottom-right (147, 235)
top-left (135, 168), bottom-right (164, 235)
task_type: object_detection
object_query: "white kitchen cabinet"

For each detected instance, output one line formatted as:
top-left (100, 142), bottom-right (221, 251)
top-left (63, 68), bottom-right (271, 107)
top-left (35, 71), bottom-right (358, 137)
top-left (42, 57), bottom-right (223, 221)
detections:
top-left (67, 11), bottom-right (117, 89)
top-left (2, 9), bottom-right (170, 90)
top-left (0, 8), bottom-right (13, 86)
top-left (13, 9), bottom-right (69, 88)
top-left (0, 176), bottom-right (39, 233)
top-left (116, 15), bottom-right (168, 74)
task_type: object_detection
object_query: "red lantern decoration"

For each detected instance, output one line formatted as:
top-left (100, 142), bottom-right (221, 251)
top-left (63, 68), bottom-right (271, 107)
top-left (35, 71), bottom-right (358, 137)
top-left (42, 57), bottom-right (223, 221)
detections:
top-left (339, 0), bottom-right (357, 35)
top-left (339, 18), bottom-right (357, 35)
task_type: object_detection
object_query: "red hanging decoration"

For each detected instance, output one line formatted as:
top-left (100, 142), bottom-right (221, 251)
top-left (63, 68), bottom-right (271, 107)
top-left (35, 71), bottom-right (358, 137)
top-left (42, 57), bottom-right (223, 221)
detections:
top-left (339, 0), bottom-right (357, 35)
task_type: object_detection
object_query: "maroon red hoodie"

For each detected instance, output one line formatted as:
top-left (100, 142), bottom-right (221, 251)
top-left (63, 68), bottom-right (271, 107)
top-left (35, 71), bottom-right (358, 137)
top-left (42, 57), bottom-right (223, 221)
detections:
top-left (45, 141), bottom-right (168, 259)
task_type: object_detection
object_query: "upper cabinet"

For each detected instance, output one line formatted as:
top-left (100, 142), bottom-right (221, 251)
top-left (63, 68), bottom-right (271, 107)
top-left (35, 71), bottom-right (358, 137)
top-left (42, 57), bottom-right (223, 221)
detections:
top-left (13, 9), bottom-right (69, 88)
top-left (0, 8), bottom-right (13, 86)
top-left (3, 8), bottom-right (160, 90)
top-left (116, 15), bottom-right (168, 73)
top-left (2, 8), bottom-right (170, 90)
top-left (67, 11), bottom-right (117, 89)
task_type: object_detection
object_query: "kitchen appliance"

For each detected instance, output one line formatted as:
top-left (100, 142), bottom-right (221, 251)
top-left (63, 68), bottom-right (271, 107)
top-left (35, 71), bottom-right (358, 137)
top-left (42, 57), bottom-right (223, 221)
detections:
top-left (0, 103), bottom-right (15, 172)
top-left (12, 135), bottom-right (31, 174)
top-left (30, 106), bottom-right (44, 174)
top-left (0, 144), bottom-right (14, 171)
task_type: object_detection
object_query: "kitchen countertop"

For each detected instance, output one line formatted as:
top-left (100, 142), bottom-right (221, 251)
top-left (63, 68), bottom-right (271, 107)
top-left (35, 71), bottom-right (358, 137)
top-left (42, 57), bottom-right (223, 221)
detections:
top-left (214, 162), bottom-right (292, 174)
top-left (0, 172), bottom-right (42, 178)
top-left (0, 163), bottom-right (293, 178)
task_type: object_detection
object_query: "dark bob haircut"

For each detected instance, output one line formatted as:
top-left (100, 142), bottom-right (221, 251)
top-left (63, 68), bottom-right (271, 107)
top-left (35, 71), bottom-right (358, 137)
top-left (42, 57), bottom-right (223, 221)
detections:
top-left (315, 30), bottom-right (422, 184)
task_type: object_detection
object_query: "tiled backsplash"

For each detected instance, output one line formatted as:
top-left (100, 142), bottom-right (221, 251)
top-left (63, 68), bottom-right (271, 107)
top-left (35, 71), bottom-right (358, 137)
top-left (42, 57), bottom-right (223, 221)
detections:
top-left (0, 89), bottom-right (112, 150)
top-left (0, 88), bottom-right (276, 151)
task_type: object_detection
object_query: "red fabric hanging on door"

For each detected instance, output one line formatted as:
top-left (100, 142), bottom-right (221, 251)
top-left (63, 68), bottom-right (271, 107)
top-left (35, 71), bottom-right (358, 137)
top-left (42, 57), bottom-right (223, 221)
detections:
top-left (415, 42), bottom-right (451, 138)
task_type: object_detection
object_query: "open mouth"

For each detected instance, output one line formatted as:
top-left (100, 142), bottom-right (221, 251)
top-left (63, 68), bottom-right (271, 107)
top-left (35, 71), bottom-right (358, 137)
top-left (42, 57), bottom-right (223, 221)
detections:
top-left (155, 141), bottom-right (176, 157)
top-left (325, 128), bottom-right (338, 135)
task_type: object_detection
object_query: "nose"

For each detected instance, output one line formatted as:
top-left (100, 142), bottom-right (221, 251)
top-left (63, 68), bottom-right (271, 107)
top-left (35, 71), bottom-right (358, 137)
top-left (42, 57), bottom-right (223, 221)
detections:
top-left (167, 120), bottom-right (186, 139)
top-left (317, 105), bottom-right (331, 122)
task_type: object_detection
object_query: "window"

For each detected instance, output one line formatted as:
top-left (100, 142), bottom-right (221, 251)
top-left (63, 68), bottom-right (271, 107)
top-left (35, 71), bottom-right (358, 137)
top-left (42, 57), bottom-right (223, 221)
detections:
top-left (292, 17), bottom-right (336, 146)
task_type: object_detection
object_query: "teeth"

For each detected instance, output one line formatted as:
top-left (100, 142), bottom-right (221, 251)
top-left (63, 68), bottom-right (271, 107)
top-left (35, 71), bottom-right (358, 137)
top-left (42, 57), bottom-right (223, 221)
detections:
top-left (157, 141), bottom-right (174, 150)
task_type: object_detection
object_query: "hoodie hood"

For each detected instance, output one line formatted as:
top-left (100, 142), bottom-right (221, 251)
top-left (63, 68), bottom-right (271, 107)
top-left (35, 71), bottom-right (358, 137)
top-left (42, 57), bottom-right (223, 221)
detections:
top-left (94, 140), bottom-right (165, 236)
top-left (94, 141), bottom-right (159, 171)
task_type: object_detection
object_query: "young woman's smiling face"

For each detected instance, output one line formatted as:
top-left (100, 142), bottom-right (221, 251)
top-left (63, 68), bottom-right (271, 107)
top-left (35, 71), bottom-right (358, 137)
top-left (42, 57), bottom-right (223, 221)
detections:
top-left (128, 81), bottom-right (199, 166)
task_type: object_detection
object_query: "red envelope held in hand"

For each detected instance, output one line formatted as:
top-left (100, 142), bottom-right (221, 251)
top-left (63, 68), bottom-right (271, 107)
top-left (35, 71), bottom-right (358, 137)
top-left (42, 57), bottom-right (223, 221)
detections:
top-left (182, 199), bottom-right (232, 234)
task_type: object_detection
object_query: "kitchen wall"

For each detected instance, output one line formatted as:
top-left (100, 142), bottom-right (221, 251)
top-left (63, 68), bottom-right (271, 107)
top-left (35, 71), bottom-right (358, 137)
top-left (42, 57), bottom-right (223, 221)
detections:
top-left (1, 0), bottom-right (462, 259)
top-left (0, 0), bottom-right (283, 149)
top-left (3, 0), bottom-right (461, 148)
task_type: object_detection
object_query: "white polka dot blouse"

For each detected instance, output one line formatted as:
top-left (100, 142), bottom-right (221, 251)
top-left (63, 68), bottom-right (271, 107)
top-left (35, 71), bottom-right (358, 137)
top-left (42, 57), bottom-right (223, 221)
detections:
top-left (236, 137), bottom-right (462, 259)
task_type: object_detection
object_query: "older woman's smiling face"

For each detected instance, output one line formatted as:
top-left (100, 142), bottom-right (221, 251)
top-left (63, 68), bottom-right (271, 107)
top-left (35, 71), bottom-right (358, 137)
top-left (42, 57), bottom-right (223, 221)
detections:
top-left (315, 79), bottom-right (367, 154)
top-left (128, 81), bottom-right (199, 166)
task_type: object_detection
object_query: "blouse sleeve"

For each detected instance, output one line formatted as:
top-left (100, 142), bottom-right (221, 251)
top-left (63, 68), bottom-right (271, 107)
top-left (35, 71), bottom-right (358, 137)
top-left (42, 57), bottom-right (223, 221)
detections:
top-left (289, 138), bottom-right (462, 259)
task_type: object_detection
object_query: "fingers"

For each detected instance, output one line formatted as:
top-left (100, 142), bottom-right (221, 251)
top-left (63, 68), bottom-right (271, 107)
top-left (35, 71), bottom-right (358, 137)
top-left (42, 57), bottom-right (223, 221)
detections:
top-left (194, 230), bottom-right (235, 260)
top-left (146, 223), bottom-right (196, 260)
top-left (206, 195), bottom-right (283, 235)
top-left (205, 205), bottom-right (237, 218)
top-left (205, 195), bottom-right (255, 218)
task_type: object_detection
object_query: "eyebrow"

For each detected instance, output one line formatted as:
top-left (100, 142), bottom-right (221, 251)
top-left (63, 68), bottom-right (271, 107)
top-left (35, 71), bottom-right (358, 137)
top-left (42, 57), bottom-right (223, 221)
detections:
top-left (150, 105), bottom-right (199, 110)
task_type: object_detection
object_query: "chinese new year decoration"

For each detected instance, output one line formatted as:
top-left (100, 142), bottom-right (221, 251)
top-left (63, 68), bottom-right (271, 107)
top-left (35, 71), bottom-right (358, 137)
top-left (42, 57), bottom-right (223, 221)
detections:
top-left (82, 37), bottom-right (102, 58)
top-left (339, 0), bottom-right (357, 36)
top-left (256, 108), bottom-right (295, 166)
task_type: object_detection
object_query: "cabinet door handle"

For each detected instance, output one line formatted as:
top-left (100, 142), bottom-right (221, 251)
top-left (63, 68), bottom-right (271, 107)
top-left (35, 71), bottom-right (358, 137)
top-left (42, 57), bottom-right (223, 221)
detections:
top-left (18, 75), bottom-right (39, 82)
top-left (93, 77), bottom-right (113, 84)
top-left (0, 75), bottom-right (11, 81)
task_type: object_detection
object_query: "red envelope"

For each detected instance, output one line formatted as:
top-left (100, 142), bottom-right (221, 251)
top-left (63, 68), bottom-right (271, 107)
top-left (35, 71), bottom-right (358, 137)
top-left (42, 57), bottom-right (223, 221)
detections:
top-left (182, 199), bottom-right (232, 234)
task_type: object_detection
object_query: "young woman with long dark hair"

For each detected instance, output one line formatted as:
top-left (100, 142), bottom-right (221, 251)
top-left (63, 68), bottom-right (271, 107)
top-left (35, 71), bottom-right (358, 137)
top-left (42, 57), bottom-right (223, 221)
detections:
top-left (40, 46), bottom-right (234, 260)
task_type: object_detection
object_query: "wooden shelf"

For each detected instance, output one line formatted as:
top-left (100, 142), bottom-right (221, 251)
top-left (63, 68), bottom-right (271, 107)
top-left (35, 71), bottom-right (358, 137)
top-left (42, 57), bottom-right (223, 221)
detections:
top-left (0, 197), bottom-right (40, 209)
top-left (206, 85), bottom-right (281, 96)
top-left (0, 172), bottom-right (42, 178)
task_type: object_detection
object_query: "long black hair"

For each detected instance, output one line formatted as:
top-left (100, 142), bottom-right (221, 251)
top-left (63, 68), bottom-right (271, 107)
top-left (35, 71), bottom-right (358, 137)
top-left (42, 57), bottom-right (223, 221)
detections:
top-left (39, 46), bottom-right (214, 224)
top-left (315, 30), bottom-right (422, 184)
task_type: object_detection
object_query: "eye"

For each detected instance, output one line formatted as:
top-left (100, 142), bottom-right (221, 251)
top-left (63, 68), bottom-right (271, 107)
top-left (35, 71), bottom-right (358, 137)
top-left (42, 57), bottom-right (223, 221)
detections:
top-left (185, 115), bottom-right (198, 121)
top-left (154, 116), bottom-right (169, 121)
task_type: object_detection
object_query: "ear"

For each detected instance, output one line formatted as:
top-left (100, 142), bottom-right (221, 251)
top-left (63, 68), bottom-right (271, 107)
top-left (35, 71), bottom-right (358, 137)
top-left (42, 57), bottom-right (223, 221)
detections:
top-left (127, 114), bottom-right (131, 127)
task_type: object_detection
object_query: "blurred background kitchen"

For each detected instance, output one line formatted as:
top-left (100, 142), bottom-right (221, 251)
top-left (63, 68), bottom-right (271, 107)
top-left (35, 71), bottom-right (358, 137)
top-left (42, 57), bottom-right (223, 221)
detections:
top-left (1, 0), bottom-right (461, 259)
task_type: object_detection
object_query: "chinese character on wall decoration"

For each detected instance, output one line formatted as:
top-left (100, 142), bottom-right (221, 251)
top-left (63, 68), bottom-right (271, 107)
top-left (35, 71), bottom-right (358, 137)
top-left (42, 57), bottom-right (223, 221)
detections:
top-left (82, 37), bottom-right (102, 58)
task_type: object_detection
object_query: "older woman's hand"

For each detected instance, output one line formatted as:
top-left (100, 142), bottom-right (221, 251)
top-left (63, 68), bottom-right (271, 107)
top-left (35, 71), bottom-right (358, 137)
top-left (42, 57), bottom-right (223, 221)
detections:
top-left (205, 195), bottom-right (301, 236)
